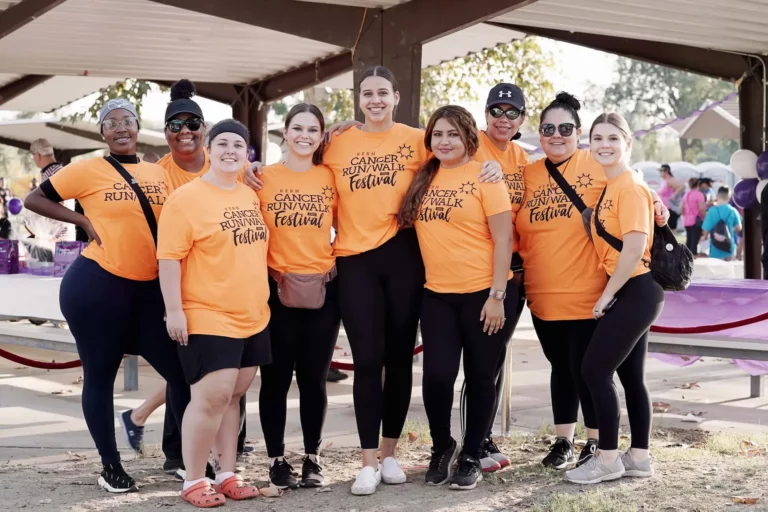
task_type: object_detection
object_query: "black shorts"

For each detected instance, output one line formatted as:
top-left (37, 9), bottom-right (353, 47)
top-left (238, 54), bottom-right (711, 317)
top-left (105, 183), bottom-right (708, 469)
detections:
top-left (177, 329), bottom-right (272, 385)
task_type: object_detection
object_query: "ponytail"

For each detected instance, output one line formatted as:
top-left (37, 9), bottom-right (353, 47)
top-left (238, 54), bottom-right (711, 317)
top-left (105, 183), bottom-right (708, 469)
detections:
top-left (397, 157), bottom-right (441, 229)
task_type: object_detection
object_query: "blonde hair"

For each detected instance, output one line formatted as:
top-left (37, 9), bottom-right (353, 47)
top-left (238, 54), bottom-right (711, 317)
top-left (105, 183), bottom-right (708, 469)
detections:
top-left (30, 138), bottom-right (54, 157)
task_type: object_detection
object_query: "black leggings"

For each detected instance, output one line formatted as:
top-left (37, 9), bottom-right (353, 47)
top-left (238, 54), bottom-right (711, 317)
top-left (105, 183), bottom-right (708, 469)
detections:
top-left (60, 257), bottom-right (190, 466)
top-left (259, 277), bottom-right (341, 458)
top-left (336, 229), bottom-right (425, 449)
top-left (582, 273), bottom-right (665, 451)
top-left (532, 315), bottom-right (598, 430)
top-left (421, 279), bottom-right (518, 459)
top-left (685, 224), bottom-right (701, 255)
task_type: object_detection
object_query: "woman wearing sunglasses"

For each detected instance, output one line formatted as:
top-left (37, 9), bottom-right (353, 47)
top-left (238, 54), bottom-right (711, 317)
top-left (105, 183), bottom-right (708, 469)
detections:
top-left (464, 83), bottom-right (529, 473)
top-left (24, 99), bottom-right (190, 494)
top-left (516, 92), bottom-right (604, 469)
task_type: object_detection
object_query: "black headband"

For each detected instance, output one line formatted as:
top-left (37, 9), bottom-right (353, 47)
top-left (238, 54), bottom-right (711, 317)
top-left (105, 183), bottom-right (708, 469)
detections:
top-left (208, 121), bottom-right (250, 145)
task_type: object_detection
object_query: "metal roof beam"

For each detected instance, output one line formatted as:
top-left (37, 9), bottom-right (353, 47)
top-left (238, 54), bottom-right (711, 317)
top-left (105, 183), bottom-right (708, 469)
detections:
top-left (0, 134), bottom-right (29, 151)
top-left (494, 23), bottom-right (750, 81)
top-left (387, 0), bottom-right (539, 44)
top-left (146, 0), bottom-right (366, 47)
top-left (0, 74), bottom-right (53, 107)
top-left (0, 0), bottom-right (68, 41)
top-left (250, 52), bottom-right (353, 103)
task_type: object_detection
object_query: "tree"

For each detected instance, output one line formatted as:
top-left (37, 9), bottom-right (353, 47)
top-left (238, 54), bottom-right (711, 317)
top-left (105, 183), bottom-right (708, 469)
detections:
top-left (67, 79), bottom-right (157, 122)
top-left (599, 58), bottom-right (737, 162)
top-left (313, 37), bottom-right (555, 127)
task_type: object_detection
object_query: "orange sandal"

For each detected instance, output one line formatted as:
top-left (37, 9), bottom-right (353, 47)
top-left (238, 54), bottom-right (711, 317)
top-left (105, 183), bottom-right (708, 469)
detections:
top-left (181, 481), bottom-right (226, 508)
top-left (213, 475), bottom-right (260, 500)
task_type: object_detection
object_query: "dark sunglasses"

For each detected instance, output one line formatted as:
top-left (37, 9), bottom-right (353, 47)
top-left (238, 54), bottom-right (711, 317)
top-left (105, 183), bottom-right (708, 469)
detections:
top-left (488, 106), bottom-right (523, 120)
top-left (540, 123), bottom-right (575, 137)
top-left (166, 117), bottom-right (204, 133)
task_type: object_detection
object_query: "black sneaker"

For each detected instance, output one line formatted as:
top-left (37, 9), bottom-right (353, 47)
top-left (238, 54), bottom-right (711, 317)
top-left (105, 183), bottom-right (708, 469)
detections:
top-left (173, 462), bottom-right (215, 482)
top-left (425, 438), bottom-right (459, 486)
top-left (449, 453), bottom-right (482, 490)
top-left (327, 368), bottom-right (349, 383)
top-left (163, 458), bottom-right (183, 475)
top-left (577, 438), bottom-right (598, 467)
top-left (98, 463), bottom-right (138, 493)
top-left (118, 410), bottom-right (144, 455)
top-left (270, 458), bottom-right (299, 489)
top-left (541, 436), bottom-right (576, 469)
top-left (300, 455), bottom-right (324, 488)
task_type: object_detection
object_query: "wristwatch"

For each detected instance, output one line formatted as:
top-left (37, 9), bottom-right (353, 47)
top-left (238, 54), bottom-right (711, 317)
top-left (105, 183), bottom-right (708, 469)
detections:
top-left (489, 289), bottom-right (506, 300)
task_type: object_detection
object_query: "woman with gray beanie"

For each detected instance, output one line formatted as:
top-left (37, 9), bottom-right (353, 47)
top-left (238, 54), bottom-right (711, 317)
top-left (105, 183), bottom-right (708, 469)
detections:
top-left (24, 99), bottom-right (190, 494)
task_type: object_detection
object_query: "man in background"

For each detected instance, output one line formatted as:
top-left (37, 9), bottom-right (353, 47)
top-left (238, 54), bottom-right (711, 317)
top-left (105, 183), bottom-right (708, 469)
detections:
top-left (701, 186), bottom-right (742, 261)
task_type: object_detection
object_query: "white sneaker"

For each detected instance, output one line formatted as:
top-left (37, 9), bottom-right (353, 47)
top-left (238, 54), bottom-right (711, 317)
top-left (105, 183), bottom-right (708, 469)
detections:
top-left (351, 466), bottom-right (381, 496)
top-left (380, 457), bottom-right (407, 485)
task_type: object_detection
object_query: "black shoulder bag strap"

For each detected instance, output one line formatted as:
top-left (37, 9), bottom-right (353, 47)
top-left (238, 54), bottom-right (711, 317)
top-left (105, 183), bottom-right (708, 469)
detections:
top-left (104, 156), bottom-right (158, 247)
top-left (544, 157), bottom-right (587, 213)
top-left (593, 187), bottom-right (624, 252)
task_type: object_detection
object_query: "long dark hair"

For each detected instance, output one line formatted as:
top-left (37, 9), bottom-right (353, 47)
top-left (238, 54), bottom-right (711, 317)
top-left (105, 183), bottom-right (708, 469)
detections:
top-left (284, 103), bottom-right (326, 165)
top-left (397, 105), bottom-right (479, 228)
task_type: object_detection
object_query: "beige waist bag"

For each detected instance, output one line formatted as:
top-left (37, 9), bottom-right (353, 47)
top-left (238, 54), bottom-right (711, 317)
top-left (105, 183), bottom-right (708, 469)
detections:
top-left (268, 266), bottom-right (338, 309)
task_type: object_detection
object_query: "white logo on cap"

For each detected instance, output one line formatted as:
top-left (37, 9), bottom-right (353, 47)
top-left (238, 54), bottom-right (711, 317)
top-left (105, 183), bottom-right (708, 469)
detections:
top-left (499, 91), bottom-right (513, 98)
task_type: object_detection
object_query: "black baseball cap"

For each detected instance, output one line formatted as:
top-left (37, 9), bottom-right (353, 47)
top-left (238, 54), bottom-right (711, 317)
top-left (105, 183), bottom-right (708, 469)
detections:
top-left (486, 83), bottom-right (525, 111)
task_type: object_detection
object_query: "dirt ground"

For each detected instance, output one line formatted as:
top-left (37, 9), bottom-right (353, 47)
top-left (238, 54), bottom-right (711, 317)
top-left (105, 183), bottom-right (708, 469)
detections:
top-left (2, 427), bottom-right (767, 512)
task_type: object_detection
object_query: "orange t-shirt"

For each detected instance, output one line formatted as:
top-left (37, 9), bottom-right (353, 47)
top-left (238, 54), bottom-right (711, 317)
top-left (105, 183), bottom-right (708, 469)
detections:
top-left (157, 179), bottom-right (270, 338)
top-left (257, 163), bottom-right (337, 274)
top-left (158, 149), bottom-right (245, 193)
top-left (516, 149), bottom-right (608, 320)
top-left (592, 170), bottom-right (654, 277)
top-left (48, 157), bottom-right (167, 281)
top-left (414, 160), bottom-right (513, 293)
top-left (323, 123), bottom-right (430, 256)
top-left (473, 131), bottom-right (530, 252)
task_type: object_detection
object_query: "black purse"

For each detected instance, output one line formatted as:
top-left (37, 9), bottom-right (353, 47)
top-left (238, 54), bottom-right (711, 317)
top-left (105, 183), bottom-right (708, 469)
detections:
top-left (104, 156), bottom-right (158, 247)
top-left (544, 158), bottom-right (595, 241)
top-left (594, 187), bottom-right (693, 292)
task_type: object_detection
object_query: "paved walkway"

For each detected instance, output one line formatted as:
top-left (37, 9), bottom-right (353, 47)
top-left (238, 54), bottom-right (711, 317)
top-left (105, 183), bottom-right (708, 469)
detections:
top-left (1, 307), bottom-right (767, 466)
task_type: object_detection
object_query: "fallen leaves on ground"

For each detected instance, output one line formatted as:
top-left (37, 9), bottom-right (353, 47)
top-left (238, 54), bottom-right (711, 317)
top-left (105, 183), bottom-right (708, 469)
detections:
top-left (681, 413), bottom-right (704, 423)
top-left (407, 432), bottom-right (418, 443)
top-left (259, 485), bottom-right (284, 498)
top-left (678, 382), bottom-right (701, 390)
top-left (65, 451), bottom-right (86, 461)
top-left (653, 402), bottom-right (671, 413)
top-left (732, 496), bottom-right (760, 504)
top-left (71, 376), bottom-right (83, 384)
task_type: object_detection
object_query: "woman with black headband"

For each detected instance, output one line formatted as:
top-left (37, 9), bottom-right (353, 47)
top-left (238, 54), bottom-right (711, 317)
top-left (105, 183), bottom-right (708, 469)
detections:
top-left (158, 119), bottom-right (270, 507)
top-left (24, 99), bottom-right (190, 493)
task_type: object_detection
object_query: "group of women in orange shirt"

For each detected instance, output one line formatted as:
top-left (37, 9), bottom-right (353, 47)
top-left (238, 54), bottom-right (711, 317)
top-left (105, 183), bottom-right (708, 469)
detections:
top-left (25, 65), bottom-right (670, 506)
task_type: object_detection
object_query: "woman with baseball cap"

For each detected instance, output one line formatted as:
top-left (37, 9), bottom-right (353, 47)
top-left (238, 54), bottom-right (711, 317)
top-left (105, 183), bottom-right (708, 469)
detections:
top-left (158, 119), bottom-right (269, 507)
top-left (24, 99), bottom-right (190, 493)
top-left (465, 83), bottom-right (530, 472)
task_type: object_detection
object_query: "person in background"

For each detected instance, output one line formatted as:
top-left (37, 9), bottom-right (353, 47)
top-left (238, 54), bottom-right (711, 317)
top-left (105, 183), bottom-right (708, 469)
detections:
top-left (158, 119), bottom-right (268, 507)
top-left (30, 139), bottom-right (62, 181)
top-left (700, 178), bottom-right (715, 204)
top-left (681, 178), bottom-right (707, 255)
top-left (657, 164), bottom-right (685, 230)
top-left (0, 177), bottom-right (12, 203)
top-left (29, 177), bottom-right (38, 192)
top-left (565, 112), bottom-right (664, 485)
top-left (701, 186), bottom-right (742, 261)
top-left (0, 195), bottom-right (10, 239)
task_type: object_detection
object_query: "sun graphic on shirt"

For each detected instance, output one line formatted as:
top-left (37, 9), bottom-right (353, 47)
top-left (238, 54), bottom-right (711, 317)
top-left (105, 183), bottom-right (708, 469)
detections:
top-left (576, 173), bottom-right (594, 188)
top-left (459, 181), bottom-right (477, 195)
top-left (397, 144), bottom-right (414, 160)
top-left (602, 199), bottom-right (614, 212)
top-left (322, 186), bottom-right (335, 200)
top-left (252, 201), bottom-right (260, 209)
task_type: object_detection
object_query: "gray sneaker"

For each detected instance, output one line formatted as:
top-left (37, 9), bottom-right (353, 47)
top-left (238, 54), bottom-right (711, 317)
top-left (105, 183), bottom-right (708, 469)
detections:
top-left (565, 453), bottom-right (625, 484)
top-left (621, 451), bottom-right (654, 478)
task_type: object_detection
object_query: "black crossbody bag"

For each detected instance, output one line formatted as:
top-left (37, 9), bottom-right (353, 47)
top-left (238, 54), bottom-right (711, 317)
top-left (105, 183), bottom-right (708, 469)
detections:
top-left (594, 187), bottom-right (693, 292)
top-left (104, 156), bottom-right (158, 247)
top-left (544, 158), bottom-right (594, 240)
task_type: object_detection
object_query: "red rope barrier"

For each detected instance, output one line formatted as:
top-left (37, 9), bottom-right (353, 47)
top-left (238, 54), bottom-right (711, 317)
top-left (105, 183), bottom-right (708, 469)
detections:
top-left (0, 348), bottom-right (82, 369)
top-left (330, 344), bottom-right (424, 371)
top-left (649, 310), bottom-right (768, 335)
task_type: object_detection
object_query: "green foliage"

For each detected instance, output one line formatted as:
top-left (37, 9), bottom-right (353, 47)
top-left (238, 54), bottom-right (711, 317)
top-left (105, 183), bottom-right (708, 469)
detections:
top-left (69, 79), bottom-right (156, 122)
top-left (298, 37), bottom-right (556, 128)
top-left (599, 58), bottom-right (736, 162)
top-left (420, 37), bottom-right (555, 127)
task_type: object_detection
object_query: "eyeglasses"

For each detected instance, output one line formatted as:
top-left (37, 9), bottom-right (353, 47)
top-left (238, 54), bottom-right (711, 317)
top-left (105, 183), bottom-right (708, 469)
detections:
top-left (166, 117), bottom-right (204, 133)
top-left (488, 106), bottom-right (523, 120)
top-left (540, 123), bottom-right (575, 138)
top-left (102, 117), bottom-right (138, 132)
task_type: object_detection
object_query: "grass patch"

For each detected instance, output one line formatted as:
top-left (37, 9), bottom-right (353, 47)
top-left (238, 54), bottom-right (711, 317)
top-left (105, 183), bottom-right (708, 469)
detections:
top-left (398, 419), bottom-right (432, 446)
top-left (532, 488), bottom-right (640, 512)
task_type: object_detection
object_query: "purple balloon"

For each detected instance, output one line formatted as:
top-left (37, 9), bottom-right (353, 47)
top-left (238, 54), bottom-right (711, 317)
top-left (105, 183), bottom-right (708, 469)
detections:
top-left (758, 152), bottom-right (768, 180)
top-left (7, 197), bottom-right (22, 215)
top-left (733, 178), bottom-right (759, 209)
top-left (247, 145), bottom-right (257, 163)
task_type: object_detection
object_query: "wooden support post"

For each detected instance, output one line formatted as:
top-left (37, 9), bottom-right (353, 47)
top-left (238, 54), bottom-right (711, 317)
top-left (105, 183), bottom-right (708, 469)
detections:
top-left (123, 355), bottom-right (139, 391)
